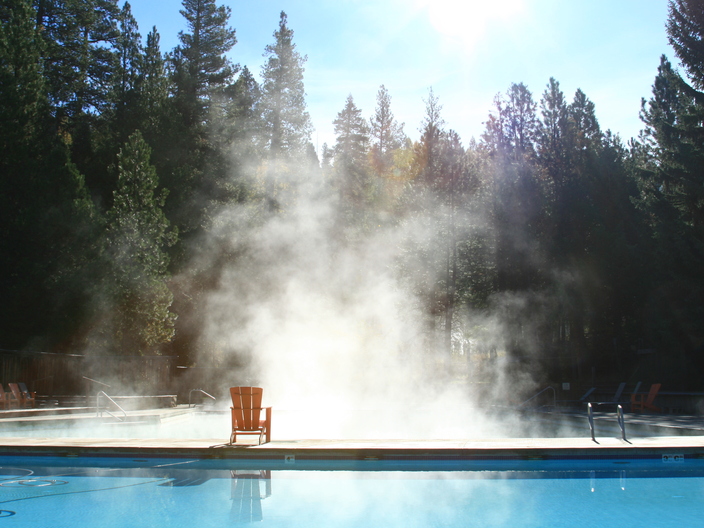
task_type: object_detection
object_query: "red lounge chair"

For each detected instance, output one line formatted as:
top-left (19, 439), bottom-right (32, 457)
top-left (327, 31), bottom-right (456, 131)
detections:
top-left (631, 383), bottom-right (661, 413)
top-left (229, 387), bottom-right (272, 445)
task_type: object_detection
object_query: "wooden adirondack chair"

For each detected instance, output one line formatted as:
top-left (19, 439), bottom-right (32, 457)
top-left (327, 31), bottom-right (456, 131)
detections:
top-left (630, 383), bottom-right (661, 413)
top-left (8, 383), bottom-right (35, 408)
top-left (18, 383), bottom-right (36, 407)
top-left (0, 384), bottom-right (11, 410)
top-left (229, 387), bottom-right (272, 445)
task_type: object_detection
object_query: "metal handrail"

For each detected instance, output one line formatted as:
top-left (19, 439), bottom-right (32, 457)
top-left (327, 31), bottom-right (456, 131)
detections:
top-left (587, 403), bottom-right (596, 442)
top-left (96, 391), bottom-right (127, 422)
top-left (617, 405), bottom-right (627, 441)
top-left (587, 403), bottom-right (627, 442)
top-left (84, 376), bottom-right (111, 388)
top-left (189, 389), bottom-right (216, 408)
top-left (519, 386), bottom-right (556, 409)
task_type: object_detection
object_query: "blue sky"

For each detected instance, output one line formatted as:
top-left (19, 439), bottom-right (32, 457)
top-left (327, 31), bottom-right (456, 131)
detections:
top-left (129, 0), bottom-right (671, 153)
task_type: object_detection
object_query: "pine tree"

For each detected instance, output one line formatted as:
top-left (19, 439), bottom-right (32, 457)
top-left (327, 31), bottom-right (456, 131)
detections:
top-left (332, 94), bottom-right (370, 216)
top-left (32, 0), bottom-right (121, 196)
top-left (101, 131), bottom-right (177, 354)
top-left (537, 77), bottom-right (570, 193)
top-left (259, 11), bottom-right (312, 158)
top-left (134, 25), bottom-right (175, 187)
top-left (667, 0), bottom-right (704, 90)
top-left (36, 0), bottom-right (120, 122)
top-left (635, 50), bottom-right (704, 361)
top-left (484, 82), bottom-right (538, 166)
top-left (109, 1), bottom-right (141, 143)
top-left (173, 0), bottom-right (237, 127)
top-left (0, 0), bottom-right (98, 350)
top-left (369, 85), bottom-right (405, 176)
top-left (164, 0), bottom-right (237, 237)
top-left (88, 1), bottom-right (143, 210)
top-left (640, 55), bottom-right (704, 231)
top-left (482, 83), bottom-right (544, 312)
top-left (207, 66), bottom-right (261, 206)
top-left (636, 1), bottom-right (704, 234)
top-left (415, 88), bottom-right (445, 187)
top-left (220, 66), bottom-right (261, 162)
top-left (138, 27), bottom-right (170, 137)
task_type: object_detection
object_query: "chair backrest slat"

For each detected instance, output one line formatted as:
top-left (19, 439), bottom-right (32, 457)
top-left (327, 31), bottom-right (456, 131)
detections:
top-left (646, 383), bottom-right (661, 405)
top-left (230, 387), bottom-right (263, 431)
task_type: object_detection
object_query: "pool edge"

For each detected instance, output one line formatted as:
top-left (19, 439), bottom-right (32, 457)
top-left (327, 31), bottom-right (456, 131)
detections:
top-left (1, 436), bottom-right (703, 462)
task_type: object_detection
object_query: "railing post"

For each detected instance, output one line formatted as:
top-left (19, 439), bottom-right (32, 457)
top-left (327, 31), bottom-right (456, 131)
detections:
top-left (189, 388), bottom-right (216, 407)
top-left (617, 405), bottom-right (627, 441)
top-left (519, 386), bottom-right (556, 410)
top-left (96, 390), bottom-right (127, 421)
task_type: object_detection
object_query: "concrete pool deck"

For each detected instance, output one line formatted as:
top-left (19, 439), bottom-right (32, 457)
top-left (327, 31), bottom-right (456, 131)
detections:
top-left (0, 436), bottom-right (704, 462)
top-left (0, 406), bottom-right (704, 461)
top-left (0, 409), bottom-right (704, 460)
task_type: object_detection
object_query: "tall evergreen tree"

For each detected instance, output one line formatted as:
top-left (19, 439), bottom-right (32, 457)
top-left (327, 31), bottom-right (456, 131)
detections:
top-left (138, 27), bottom-right (170, 137)
top-left (172, 0), bottom-right (237, 128)
top-left (537, 77), bottom-right (570, 194)
top-left (98, 131), bottom-right (177, 355)
top-left (667, 0), bottom-right (704, 90)
top-left (35, 0), bottom-right (119, 123)
top-left (369, 84), bottom-right (405, 176)
top-left (165, 0), bottom-right (237, 237)
top-left (134, 25), bottom-right (175, 187)
top-left (109, 2), bottom-right (141, 141)
top-left (482, 83), bottom-right (543, 293)
top-left (218, 66), bottom-right (262, 168)
top-left (0, 0), bottom-right (98, 350)
top-left (414, 88), bottom-right (445, 187)
top-left (332, 94), bottom-right (370, 219)
top-left (32, 0), bottom-right (121, 198)
top-left (259, 11), bottom-right (312, 158)
top-left (88, 1), bottom-right (143, 210)
top-left (635, 46), bottom-right (704, 367)
top-left (484, 82), bottom-right (538, 162)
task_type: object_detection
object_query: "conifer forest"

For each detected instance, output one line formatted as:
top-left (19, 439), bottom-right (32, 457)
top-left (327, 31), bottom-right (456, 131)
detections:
top-left (1, 0), bottom-right (703, 391)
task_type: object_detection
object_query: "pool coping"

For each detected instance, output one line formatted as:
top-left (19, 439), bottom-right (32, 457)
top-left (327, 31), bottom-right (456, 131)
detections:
top-left (1, 436), bottom-right (704, 462)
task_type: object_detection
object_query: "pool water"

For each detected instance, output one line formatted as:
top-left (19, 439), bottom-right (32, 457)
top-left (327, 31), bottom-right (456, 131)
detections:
top-left (1, 457), bottom-right (703, 527)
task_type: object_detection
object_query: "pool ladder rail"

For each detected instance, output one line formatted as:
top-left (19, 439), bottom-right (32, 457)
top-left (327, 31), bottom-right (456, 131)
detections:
top-left (518, 386), bottom-right (556, 411)
top-left (188, 388), bottom-right (216, 408)
top-left (96, 390), bottom-right (127, 422)
top-left (588, 403), bottom-right (627, 443)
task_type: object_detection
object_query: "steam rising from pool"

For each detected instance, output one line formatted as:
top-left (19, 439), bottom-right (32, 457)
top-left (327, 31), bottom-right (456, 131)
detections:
top-left (180, 160), bottom-right (548, 440)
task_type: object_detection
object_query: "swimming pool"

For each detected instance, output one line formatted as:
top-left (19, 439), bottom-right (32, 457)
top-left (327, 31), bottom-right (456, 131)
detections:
top-left (1, 455), bottom-right (703, 527)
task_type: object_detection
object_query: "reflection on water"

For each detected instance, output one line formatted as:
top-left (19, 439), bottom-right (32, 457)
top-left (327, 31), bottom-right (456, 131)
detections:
top-left (231, 470), bottom-right (271, 524)
top-left (0, 459), bottom-right (703, 527)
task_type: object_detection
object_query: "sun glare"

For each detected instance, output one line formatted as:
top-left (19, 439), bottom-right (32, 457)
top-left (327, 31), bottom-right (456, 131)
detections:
top-left (419, 0), bottom-right (523, 49)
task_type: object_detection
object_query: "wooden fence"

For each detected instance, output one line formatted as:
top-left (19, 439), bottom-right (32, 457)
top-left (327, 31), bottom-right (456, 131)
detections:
top-left (0, 349), bottom-right (176, 396)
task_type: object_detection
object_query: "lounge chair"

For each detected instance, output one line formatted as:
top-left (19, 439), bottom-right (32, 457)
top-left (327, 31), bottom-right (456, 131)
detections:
top-left (630, 383), bottom-right (661, 413)
top-left (229, 387), bottom-right (272, 445)
top-left (18, 383), bottom-right (36, 407)
top-left (9, 383), bottom-right (36, 408)
top-left (0, 384), bottom-right (11, 410)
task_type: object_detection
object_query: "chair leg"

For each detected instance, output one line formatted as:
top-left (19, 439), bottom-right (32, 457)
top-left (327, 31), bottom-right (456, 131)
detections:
top-left (264, 407), bottom-right (272, 444)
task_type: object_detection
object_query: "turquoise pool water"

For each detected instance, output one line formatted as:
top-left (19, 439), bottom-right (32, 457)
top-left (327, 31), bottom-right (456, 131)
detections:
top-left (1, 456), bottom-right (703, 527)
